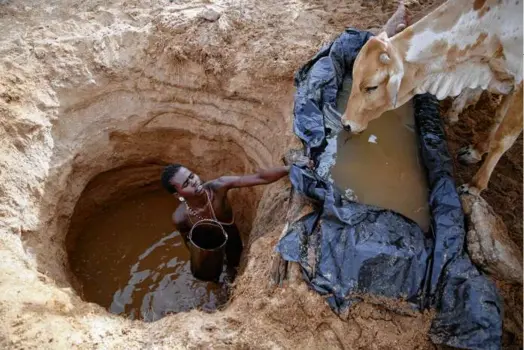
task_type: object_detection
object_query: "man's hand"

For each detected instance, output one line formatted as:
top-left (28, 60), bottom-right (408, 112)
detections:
top-left (292, 155), bottom-right (314, 169)
top-left (282, 149), bottom-right (314, 169)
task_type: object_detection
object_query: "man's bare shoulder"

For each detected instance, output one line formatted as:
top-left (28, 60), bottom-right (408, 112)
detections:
top-left (206, 178), bottom-right (226, 190)
top-left (172, 205), bottom-right (187, 226)
top-left (205, 180), bottom-right (230, 197)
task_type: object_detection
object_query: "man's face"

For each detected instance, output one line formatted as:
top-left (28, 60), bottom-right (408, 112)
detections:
top-left (170, 167), bottom-right (203, 198)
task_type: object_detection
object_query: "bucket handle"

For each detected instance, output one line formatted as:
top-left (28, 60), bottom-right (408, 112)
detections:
top-left (188, 219), bottom-right (229, 250)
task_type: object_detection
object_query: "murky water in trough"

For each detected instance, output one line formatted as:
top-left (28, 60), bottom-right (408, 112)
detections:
top-left (330, 78), bottom-right (430, 231)
top-left (70, 189), bottom-right (229, 322)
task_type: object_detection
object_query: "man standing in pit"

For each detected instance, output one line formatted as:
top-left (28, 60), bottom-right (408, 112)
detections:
top-left (161, 157), bottom-right (311, 272)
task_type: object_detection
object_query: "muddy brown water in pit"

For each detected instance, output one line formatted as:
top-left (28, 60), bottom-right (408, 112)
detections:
top-left (70, 188), bottom-right (229, 322)
top-left (329, 79), bottom-right (431, 231)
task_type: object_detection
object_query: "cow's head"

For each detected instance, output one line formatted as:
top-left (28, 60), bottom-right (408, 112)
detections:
top-left (341, 32), bottom-right (406, 133)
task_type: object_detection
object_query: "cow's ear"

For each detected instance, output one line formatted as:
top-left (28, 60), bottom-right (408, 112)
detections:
top-left (387, 71), bottom-right (403, 108)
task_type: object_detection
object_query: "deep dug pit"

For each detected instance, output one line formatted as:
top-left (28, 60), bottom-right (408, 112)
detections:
top-left (0, 49), bottom-right (301, 349)
top-left (1, 0), bottom-right (520, 349)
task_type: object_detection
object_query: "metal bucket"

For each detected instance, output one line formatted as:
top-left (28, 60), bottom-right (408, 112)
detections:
top-left (188, 219), bottom-right (228, 282)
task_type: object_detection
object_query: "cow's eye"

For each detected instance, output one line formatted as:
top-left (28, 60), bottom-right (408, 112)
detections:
top-left (365, 86), bottom-right (378, 93)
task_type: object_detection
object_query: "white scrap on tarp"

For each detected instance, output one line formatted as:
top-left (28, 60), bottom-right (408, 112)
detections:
top-left (368, 134), bottom-right (378, 144)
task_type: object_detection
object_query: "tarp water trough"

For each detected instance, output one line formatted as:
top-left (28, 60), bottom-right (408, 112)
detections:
top-left (277, 28), bottom-right (503, 349)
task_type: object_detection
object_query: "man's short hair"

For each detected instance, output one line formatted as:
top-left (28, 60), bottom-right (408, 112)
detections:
top-left (161, 164), bottom-right (183, 194)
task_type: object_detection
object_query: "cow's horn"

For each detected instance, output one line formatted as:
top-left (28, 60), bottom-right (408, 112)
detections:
top-left (379, 53), bottom-right (390, 64)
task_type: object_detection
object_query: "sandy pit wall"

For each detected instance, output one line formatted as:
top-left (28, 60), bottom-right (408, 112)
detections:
top-left (0, 0), bottom-right (444, 348)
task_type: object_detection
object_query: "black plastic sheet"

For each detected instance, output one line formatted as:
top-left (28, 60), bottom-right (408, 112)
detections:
top-left (277, 28), bottom-right (502, 349)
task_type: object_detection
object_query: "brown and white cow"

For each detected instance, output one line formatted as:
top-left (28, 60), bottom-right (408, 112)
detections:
top-left (341, 0), bottom-right (523, 196)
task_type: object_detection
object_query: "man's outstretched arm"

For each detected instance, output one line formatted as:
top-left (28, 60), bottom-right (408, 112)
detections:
top-left (208, 155), bottom-right (313, 191)
top-left (210, 165), bottom-right (291, 190)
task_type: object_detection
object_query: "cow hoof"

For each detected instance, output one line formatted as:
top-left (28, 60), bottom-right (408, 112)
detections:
top-left (458, 183), bottom-right (482, 196)
top-left (457, 145), bottom-right (482, 164)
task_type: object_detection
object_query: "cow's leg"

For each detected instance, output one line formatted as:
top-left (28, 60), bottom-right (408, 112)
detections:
top-left (459, 86), bottom-right (523, 196)
top-left (448, 87), bottom-right (483, 124)
top-left (457, 90), bottom-right (510, 164)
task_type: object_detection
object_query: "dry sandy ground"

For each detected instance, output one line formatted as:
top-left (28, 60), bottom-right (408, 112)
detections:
top-left (1, 0), bottom-right (520, 349)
